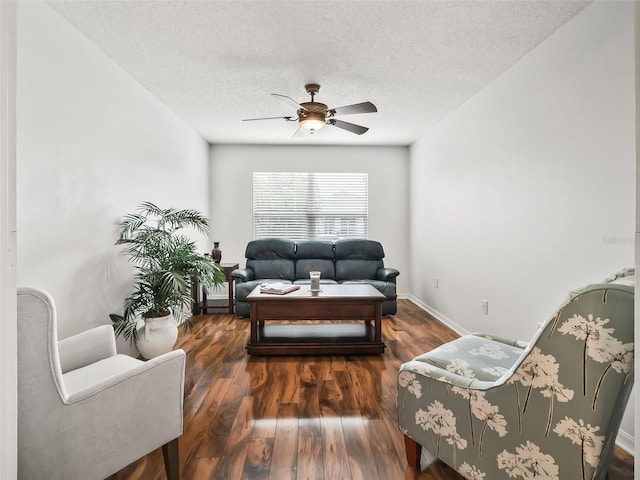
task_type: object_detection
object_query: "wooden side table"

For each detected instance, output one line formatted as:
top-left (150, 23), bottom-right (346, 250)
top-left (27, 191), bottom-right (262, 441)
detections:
top-left (192, 262), bottom-right (239, 314)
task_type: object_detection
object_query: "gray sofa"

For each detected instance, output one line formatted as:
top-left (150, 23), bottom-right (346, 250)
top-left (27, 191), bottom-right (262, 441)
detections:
top-left (232, 238), bottom-right (399, 316)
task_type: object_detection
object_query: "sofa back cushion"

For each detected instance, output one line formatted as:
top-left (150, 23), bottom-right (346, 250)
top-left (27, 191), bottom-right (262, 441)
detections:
top-left (245, 239), bottom-right (295, 280)
top-left (295, 241), bottom-right (336, 280)
top-left (334, 239), bottom-right (384, 281)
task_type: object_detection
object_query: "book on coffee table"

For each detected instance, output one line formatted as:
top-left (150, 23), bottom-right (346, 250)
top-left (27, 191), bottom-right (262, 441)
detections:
top-left (259, 282), bottom-right (301, 295)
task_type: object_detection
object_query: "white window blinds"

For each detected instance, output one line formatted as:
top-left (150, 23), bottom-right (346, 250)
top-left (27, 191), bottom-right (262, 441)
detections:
top-left (253, 172), bottom-right (368, 241)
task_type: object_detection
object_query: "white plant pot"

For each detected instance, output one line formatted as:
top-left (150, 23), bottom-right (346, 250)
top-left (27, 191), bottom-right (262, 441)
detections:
top-left (136, 313), bottom-right (178, 360)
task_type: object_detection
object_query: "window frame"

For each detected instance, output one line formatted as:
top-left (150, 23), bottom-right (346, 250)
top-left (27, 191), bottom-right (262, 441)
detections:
top-left (252, 172), bottom-right (369, 241)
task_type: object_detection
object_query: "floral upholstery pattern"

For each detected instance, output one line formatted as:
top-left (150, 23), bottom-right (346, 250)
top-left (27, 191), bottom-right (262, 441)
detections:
top-left (397, 270), bottom-right (634, 480)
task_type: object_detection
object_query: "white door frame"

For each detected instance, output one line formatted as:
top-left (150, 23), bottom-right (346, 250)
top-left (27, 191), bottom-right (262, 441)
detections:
top-left (0, 1), bottom-right (17, 478)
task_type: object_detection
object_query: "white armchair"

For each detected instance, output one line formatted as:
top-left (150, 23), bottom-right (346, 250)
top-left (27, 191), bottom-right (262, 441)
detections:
top-left (17, 287), bottom-right (186, 480)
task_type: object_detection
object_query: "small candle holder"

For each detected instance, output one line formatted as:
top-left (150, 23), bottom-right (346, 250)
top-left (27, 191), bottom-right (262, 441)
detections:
top-left (309, 271), bottom-right (321, 291)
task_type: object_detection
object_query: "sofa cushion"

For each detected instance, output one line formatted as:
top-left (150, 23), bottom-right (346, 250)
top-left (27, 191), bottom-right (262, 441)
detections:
top-left (245, 238), bottom-right (296, 280)
top-left (334, 239), bottom-right (384, 260)
top-left (295, 241), bottom-right (336, 280)
top-left (334, 239), bottom-right (384, 281)
top-left (247, 259), bottom-right (295, 281)
top-left (245, 238), bottom-right (296, 259)
top-left (295, 259), bottom-right (336, 280)
top-left (335, 259), bottom-right (383, 281)
top-left (296, 240), bottom-right (335, 259)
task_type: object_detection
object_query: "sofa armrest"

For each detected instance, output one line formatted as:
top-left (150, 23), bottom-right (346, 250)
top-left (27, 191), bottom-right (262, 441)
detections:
top-left (376, 267), bottom-right (399, 282)
top-left (232, 268), bottom-right (254, 283)
top-left (58, 325), bottom-right (117, 374)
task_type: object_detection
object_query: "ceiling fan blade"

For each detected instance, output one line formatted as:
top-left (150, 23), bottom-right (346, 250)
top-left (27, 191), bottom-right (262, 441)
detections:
top-left (292, 126), bottom-right (307, 138)
top-left (327, 119), bottom-right (369, 135)
top-left (271, 94), bottom-right (308, 111)
top-left (242, 116), bottom-right (295, 122)
top-left (329, 101), bottom-right (377, 116)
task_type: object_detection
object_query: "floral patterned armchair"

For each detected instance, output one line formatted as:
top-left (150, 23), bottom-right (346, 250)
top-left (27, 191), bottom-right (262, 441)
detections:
top-left (397, 269), bottom-right (634, 480)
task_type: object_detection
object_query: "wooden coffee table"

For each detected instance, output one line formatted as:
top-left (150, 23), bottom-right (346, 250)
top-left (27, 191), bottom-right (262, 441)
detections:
top-left (246, 284), bottom-right (386, 355)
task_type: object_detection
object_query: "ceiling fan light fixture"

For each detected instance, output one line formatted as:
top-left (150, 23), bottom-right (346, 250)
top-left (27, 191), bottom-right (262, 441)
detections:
top-left (243, 83), bottom-right (376, 136)
top-left (299, 112), bottom-right (326, 132)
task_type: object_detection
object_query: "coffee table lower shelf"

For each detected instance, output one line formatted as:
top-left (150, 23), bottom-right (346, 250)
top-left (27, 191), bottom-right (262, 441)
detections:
top-left (246, 323), bottom-right (386, 355)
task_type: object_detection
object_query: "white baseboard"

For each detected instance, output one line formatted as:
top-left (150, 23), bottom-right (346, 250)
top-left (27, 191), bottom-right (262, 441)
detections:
top-left (406, 294), bottom-right (469, 336)
top-left (403, 296), bottom-right (635, 457)
top-left (615, 428), bottom-right (634, 456)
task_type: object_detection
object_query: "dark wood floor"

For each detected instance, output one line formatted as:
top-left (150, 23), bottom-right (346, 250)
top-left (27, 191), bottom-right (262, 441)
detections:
top-left (108, 299), bottom-right (633, 480)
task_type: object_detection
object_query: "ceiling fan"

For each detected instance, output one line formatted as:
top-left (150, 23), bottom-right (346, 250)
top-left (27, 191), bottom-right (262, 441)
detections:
top-left (242, 83), bottom-right (377, 135)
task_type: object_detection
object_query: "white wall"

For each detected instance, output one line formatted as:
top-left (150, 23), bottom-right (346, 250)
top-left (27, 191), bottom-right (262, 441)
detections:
top-left (410, 0), bottom-right (635, 450)
top-left (209, 144), bottom-right (410, 295)
top-left (16, 1), bottom-right (210, 342)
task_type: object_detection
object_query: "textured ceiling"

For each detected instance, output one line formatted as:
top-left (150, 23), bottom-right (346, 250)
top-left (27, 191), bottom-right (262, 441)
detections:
top-left (46, 1), bottom-right (591, 146)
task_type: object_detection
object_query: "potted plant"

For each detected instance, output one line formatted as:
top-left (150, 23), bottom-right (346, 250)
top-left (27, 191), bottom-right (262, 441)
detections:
top-left (110, 201), bottom-right (225, 358)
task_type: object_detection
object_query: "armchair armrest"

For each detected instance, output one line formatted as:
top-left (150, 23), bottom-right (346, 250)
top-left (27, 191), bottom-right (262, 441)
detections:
top-left (232, 268), bottom-right (254, 283)
top-left (376, 267), bottom-right (399, 282)
top-left (472, 332), bottom-right (529, 349)
top-left (58, 324), bottom-right (117, 374)
top-left (400, 360), bottom-right (498, 391)
top-left (65, 349), bottom-right (186, 403)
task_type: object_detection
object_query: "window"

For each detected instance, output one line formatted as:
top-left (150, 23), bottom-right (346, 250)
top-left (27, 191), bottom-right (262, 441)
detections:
top-left (253, 172), bottom-right (368, 240)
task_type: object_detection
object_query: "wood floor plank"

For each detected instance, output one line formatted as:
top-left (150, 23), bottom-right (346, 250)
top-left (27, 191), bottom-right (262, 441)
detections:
top-left (364, 417), bottom-right (407, 480)
top-left (279, 358), bottom-right (301, 405)
top-left (347, 359), bottom-right (382, 418)
top-left (212, 396), bottom-right (254, 480)
top-left (269, 403), bottom-right (299, 480)
top-left (297, 417), bottom-right (324, 480)
top-left (107, 300), bottom-right (633, 480)
top-left (299, 371), bottom-right (321, 419)
top-left (320, 408), bottom-right (352, 480)
top-left (196, 375), bottom-right (247, 458)
top-left (342, 415), bottom-right (381, 480)
top-left (188, 457), bottom-right (219, 480)
top-left (242, 437), bottom-right (273, 480)
top-left (251, 358), bottom-right (280, 438)
top-left (181, 377), bottom-right (231, 472)
top-left (381, 401), bottom-right (410, 469)
top-left (298, 361), bottom-right (319, 386)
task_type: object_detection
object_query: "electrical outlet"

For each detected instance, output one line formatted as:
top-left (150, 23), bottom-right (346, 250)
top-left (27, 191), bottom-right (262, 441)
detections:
top-left (481, 299), bottom-right (489, 315)
top-left (434, 277), bottom-right (439, 288)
